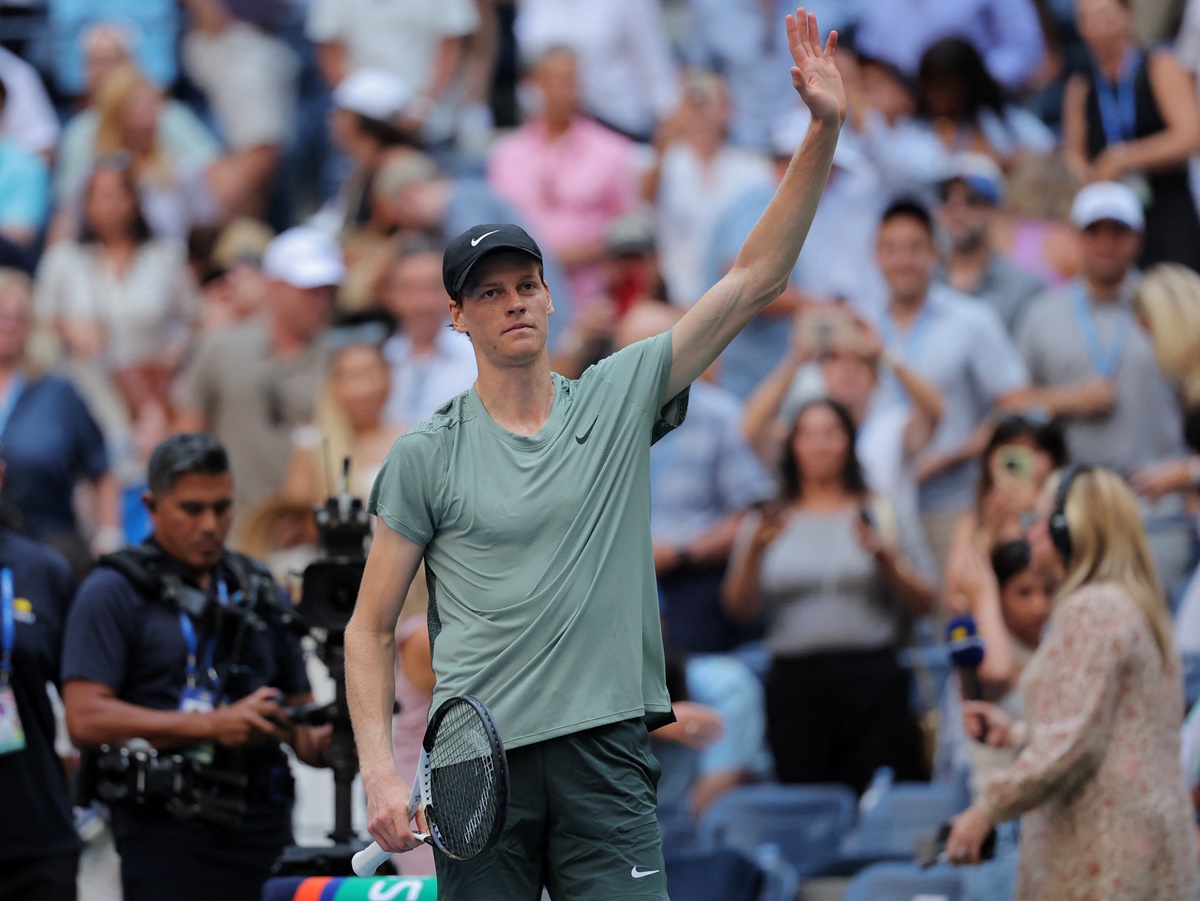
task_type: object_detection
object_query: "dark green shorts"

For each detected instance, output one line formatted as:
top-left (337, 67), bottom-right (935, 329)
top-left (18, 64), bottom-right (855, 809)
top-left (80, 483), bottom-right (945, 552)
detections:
top-left (433, 718), bottom-right (668, 900)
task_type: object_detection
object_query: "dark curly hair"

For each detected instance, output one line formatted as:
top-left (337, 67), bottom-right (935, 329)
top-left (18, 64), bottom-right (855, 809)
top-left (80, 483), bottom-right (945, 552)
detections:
top-left (779, 398), bottom-right (869, 501)
top-left (917, 37), bottom-right (1007, 122)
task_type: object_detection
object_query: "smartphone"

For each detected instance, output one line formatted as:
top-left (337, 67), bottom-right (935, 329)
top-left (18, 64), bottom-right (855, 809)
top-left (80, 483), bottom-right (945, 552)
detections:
top-left (816, 319), bottom-right (835, 356)
top-left (995, 445), bottom-right (1035, 483)
top-left (797, 311), bottom-right (856, 359)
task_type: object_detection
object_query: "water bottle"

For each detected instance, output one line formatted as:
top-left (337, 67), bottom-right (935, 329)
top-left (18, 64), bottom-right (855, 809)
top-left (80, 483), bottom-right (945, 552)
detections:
top-left (859, 766), bottom-right (894, 815)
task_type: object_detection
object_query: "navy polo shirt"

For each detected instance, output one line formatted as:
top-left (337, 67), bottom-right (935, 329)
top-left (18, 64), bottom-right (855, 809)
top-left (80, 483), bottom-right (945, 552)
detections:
top-left (0, 375), bottom-right (108, 540)
top-left (61, 545), bottom-right (309, 839)
top-left (0, 531), bottom-right (79, 861)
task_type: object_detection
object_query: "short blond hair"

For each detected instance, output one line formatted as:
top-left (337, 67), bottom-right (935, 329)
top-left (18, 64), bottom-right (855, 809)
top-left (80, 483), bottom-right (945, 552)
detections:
top-left (1056, 467), bottom-right (1174, 666)
top-left (1134, 263), bottom-right (1200, 407)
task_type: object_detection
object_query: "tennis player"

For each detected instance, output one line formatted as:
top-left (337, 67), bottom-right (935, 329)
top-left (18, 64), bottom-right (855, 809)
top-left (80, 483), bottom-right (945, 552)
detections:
top-left (346, 8), bottom-right (846, 898)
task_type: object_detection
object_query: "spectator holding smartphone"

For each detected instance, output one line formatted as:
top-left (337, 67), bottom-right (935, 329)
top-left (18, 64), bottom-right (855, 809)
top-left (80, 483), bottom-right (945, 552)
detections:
top-left (943, 414), bottom-right (1067, 620)
top-left (723, 396), bottom-right (935, 793)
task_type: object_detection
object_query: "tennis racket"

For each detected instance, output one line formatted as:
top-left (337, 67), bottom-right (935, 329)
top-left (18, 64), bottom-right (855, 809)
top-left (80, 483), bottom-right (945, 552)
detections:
top-left (352, 695), bottom-right (508, 876)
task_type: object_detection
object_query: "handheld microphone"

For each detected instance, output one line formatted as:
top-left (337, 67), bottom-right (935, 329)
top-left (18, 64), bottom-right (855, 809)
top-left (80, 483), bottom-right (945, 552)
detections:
top-left (945, 614), bottom-right (988, 740)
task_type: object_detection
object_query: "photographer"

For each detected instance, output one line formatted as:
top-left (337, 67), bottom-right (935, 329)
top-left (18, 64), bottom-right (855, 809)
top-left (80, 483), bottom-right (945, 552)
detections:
top-left (0, 454), bottom-right (80, 901)
top-left (61, 434), bottom-right (328, 901)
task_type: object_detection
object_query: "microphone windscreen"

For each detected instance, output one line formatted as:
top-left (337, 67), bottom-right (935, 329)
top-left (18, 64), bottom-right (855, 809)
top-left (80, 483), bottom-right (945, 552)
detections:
top-left (945, 614), bottom-right (986, 669)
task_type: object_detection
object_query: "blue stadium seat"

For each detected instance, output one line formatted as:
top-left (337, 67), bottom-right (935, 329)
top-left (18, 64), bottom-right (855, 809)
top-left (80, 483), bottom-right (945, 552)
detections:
top-left (696, 783), bottom-right (857, 877)
top-left (836, 781), bottom-right (966, 873)
top-left (1182, 652), bottom-right (1200, 710)
top-left (842, 861), bottom-right (966, 901)
top-left (663, 845), bottom-right (800, 901)
top-left (664, 847), bottom-right (762, 901)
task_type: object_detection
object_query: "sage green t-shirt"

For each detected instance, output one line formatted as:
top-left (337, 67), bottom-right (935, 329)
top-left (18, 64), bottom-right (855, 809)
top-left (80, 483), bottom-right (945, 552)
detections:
top-left (368, 332), bottom-right (688, 750)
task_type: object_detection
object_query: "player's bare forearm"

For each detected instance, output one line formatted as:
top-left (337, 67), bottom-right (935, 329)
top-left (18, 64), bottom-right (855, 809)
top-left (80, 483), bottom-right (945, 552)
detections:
top-left (345, 521), bottom-right (425, 790)
top-left (345, 626), bottom-right (401, 786)
top-left (666, 9), bottom-right (845, 401)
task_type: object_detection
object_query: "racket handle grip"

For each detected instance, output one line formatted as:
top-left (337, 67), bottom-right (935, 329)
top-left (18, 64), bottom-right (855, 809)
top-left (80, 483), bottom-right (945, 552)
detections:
top-left (352, 842), bottom-right (392, 877)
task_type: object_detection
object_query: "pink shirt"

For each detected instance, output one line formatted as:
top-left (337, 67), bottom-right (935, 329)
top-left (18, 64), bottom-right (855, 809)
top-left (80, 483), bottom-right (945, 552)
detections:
top-left (488, 116), bottom-right (638, 309)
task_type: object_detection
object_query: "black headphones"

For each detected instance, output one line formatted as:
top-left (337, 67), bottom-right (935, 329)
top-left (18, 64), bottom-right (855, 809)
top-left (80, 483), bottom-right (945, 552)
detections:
top-left (1048, 464), bottom-right (1092, 564)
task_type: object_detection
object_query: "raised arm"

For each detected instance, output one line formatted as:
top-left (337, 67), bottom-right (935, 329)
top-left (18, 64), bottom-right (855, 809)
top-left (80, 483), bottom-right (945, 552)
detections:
top-left (665, 8), bottom-right (845, 402)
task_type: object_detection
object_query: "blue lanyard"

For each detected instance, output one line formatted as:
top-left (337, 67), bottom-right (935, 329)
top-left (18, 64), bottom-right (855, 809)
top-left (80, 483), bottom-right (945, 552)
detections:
top-left (178, 580), bottom-right (227, 691)
top-left (0, 373), bottom-right (25, 438)
top-left (1070, 282), bottom-right (1133, 379)
top-left (1094, 47), bottom-right (1141, 146)
top-left (0, 568), bottom-right (13, 687)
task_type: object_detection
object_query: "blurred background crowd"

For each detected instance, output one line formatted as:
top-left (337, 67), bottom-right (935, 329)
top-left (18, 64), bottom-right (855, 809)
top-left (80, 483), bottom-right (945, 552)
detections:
top-left (5, 0), bottom-right (1200, 897)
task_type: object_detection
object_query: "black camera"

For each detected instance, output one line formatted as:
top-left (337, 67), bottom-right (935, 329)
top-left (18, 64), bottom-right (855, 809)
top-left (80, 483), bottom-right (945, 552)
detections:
top-left (294, 460), bottom-right (371, 634)
top-left (88, 739), bottom-right (248, 828)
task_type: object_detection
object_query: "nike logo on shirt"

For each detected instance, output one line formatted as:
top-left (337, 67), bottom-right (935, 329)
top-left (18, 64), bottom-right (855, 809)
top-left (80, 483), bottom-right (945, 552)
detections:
top-left (631, 867), bottom-right (660, 879)
top-left (471, 229), bottom-right (500, 247)
top-left (575, 416), bottom-right (598, 445)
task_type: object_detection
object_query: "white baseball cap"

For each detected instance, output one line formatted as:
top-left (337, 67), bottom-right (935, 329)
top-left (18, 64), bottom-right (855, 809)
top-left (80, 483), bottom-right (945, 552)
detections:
top-left (262, 227), bottom-right (345, 288)
top-left (1070, 181), bottom-right (1144, 231)
top-left (333, 68), bottom-right (412, 123)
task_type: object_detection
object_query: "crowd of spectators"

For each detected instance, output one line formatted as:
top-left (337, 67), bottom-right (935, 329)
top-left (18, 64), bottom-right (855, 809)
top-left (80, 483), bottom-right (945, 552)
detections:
top-left (4, 0), bottom-right (1200, 894)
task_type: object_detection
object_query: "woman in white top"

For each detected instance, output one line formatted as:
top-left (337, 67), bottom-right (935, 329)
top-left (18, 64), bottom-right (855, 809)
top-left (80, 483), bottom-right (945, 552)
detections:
top-left (35, 159), bottom-right (197, 437)
top-left (645, 70), bottom-right (773, 306)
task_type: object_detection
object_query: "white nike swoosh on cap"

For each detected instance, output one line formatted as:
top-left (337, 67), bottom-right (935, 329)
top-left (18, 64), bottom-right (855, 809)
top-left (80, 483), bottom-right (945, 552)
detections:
top-left (630, 867), bottom-right (660, 879)
top-left (471, 229), bottom-right (501, 247)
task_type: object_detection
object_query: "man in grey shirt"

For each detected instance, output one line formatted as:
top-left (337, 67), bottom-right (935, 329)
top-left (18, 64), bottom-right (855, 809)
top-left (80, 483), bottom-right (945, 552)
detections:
top-left (1016, 182), bottom-right (1190, 595)
top-left (174, 227), bottom-right (342, 520)
top-left (934, 153), bottom-right (1046, 334)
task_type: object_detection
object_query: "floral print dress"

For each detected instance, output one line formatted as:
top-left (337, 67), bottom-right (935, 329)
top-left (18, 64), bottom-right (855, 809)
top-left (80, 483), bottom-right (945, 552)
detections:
top-left (981, 582), bottom-right (1199, 900)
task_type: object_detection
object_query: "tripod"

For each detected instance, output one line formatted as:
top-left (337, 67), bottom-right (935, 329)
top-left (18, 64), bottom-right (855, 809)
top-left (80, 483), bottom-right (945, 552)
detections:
top-left (272, 632), bottom-right (395, 877)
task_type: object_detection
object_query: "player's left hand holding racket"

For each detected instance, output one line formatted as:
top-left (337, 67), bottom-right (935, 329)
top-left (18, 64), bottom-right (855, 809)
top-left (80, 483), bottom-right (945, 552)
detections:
top-left (353, 695), bottom-right (508, 876)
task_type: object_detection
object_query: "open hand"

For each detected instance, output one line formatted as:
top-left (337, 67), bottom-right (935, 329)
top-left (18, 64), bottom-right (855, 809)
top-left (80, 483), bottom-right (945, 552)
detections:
top-left (786, 8), bottom-right (846, 126)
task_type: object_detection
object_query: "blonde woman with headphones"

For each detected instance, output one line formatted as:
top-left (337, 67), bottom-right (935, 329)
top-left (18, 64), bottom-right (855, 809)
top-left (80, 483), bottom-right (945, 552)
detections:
top-left (945, 466), bottom-right (1198, 900)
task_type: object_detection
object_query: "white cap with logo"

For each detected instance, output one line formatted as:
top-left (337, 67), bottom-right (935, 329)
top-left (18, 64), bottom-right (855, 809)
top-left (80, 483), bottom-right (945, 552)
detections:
top-left (1070, 181), bottom-right (1145, 231)
top-left (262, 227), bottom-right (346, 288)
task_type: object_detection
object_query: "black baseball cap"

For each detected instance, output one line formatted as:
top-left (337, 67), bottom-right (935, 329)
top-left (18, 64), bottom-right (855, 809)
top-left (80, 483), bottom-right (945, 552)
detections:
top-left (442, 223), bottom-right (544, 298)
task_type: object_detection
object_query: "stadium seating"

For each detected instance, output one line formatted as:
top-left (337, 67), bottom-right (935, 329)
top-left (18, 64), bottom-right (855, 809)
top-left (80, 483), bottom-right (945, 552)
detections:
top-left (836, 781), bottom-right (966, 872)
top-left (841, 861), bottom-right (966, 901)
top-left (663, 845), bottom-right (799, 901)
top-left (1182, 652), bottom-right (1200, 710)
top-left (696, 783), bottom-right (857, 877)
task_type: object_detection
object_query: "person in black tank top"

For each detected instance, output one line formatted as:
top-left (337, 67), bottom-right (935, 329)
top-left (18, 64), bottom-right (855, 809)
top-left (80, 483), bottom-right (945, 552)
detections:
top-left (1065, 0), bottom-right (1200, 272)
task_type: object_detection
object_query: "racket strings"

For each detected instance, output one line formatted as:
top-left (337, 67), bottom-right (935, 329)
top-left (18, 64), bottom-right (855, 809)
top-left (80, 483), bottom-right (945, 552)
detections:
top-left (428, 703), bottom-right (502, 858)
